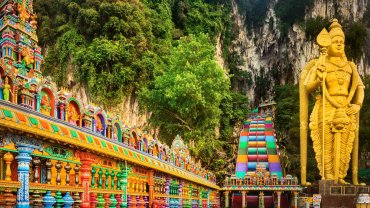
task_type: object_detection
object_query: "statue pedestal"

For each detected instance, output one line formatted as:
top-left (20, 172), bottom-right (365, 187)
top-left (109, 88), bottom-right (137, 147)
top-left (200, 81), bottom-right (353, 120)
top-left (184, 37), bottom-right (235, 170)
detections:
top-left (310, 180), bottom-right (370, 208)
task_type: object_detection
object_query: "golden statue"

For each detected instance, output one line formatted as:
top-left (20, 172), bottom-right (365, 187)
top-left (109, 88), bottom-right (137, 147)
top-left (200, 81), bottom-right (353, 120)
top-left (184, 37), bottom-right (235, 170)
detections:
top-left (300, 19), bottom-right (365, 185)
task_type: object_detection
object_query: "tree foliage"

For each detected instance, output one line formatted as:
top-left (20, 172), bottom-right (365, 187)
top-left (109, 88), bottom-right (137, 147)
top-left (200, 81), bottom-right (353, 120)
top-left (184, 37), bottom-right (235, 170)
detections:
top-left (304, 17), bottom-right (330, 41)
top-left (235, 0), bottom-right (270, 30)
top-left (139, 33), bottom-right (229, 142)
top-left (275, 0), bottom-right (314, 37)
top-left (35, 0), bottom-right (171, 105)
top-left (344, 22), bottom-right (368, 62)
top-left (139, 34), bottom-right (248, 178)
top-left (172, 0), bottom-right (226, 39)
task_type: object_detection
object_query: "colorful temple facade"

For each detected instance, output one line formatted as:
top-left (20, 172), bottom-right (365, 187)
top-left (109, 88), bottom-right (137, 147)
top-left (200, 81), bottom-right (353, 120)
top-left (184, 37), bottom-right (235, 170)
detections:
top-left (0, 0), bottom-right (220, 207)
top-left (222, 111), bottom-right (302, 208)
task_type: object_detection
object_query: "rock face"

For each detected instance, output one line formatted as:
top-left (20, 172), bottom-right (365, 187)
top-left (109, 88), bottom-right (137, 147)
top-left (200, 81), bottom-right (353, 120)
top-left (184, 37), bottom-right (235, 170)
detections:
top-left (64, 76), bottom-right (149, 129)
top-left (230, 0), bottom-right (370, 104)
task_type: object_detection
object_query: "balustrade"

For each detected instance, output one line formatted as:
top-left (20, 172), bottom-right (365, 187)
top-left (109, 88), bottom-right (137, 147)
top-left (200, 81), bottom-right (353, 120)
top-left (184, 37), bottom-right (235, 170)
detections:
top-left (28, 156), bottom-right (84, 207)
top-left (0, 151), bottom-right (88, 208)
top-left (89, 166), bottom-right (125, 208)
top-left (0, 152), bottom-right (18, 208)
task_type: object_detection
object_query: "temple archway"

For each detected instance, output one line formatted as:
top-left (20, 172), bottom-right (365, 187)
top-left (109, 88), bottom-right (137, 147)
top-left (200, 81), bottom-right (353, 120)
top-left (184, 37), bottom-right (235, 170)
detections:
top-left (39, 87), bottom-right (56, 117)
top-left (67, 98), bottom-right (81, 126)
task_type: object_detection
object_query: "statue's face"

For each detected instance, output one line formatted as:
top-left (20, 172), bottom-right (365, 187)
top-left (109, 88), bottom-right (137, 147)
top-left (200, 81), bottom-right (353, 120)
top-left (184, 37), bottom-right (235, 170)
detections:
top-left (329, 36), bottom-right (345, 57)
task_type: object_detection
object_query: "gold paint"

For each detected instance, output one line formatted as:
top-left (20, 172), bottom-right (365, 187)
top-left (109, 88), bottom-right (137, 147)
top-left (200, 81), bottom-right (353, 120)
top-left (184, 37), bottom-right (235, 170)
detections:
top-left (3, 152), bottom-right (14, 181)
top-left (300, 19), bottom-right (365, 185)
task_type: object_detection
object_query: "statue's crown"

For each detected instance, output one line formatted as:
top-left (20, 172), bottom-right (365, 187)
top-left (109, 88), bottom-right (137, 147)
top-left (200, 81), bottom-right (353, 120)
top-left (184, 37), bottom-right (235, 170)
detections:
top-left (329, 18), bottom-right (345, 39)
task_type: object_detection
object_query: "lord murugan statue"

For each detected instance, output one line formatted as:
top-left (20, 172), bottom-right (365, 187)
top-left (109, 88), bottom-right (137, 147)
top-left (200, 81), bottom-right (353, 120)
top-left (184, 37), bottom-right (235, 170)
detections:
top-left (300, 19), bottom-right (365, 185)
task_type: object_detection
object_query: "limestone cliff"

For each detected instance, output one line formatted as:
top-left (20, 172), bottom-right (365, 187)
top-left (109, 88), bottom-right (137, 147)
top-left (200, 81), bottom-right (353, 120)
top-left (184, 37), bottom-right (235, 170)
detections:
top-left (230, 0), bottom-right (370, 104)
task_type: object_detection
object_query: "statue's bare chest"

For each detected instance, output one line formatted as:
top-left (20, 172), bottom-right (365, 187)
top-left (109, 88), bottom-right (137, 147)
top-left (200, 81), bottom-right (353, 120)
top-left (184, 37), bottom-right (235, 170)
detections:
top-left (325, 62), bottom-right (352, 96)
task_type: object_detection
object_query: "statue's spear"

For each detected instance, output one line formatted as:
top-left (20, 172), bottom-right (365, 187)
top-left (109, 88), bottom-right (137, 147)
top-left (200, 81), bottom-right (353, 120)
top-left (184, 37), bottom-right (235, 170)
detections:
top-left (316, 28), bottom-right (331, 180)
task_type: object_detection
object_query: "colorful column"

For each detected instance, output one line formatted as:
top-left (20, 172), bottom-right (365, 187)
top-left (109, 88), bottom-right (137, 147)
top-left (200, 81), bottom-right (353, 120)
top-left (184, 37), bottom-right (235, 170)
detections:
top-left (258, 192), bottom-right (264, 208)
top-left (276, 191), bottom-right (281, 208)
top-left (241, 191), bottom-right (246, 208)
top-left (293, 191), bottom-right (298, 208)
top-left (76, 151), bottom-right (96, 208)
top-left (165, 178), bottom-right (170, 208)
top-left (224, 191), bottom-right (229, 208)
top-left (120, 165), bottom-right (128, 208)
top-left (179, 181), bottom-right (183, 208)
top-left (148, 170), bottom-right (154, 206)
top-left (15, 143), bottom-right (36, 207)
top-left (36, 94), bottom-right (41, 112)
top-left (199, 189), bottom-right (202, 208)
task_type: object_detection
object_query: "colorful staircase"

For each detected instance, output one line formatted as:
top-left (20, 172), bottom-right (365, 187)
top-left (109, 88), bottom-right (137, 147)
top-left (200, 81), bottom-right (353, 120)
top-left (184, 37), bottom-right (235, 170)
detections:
top-left (235, 115), bottom-right (283, 179)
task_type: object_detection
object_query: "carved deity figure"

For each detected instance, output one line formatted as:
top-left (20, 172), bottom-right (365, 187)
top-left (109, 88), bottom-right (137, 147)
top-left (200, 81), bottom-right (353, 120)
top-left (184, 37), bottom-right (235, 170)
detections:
top-left (21, 46), bottom-right (34, 66)
top-left (113, 125), bottom-right (118, 140)
top-left (30, 13), bottom-right (38, 30)
top-left (17, 2), bottom-right (30, 22)
top-left (40, 94), bottom-right (51, 116)
top-left (300, 19), bottom-right (364, 185)
top-left (95, 116), bottom-right (104, 134)
top-left (68, 105), bottom-right (80, 125)
top-left (3, 77), bottom-right (12, 101)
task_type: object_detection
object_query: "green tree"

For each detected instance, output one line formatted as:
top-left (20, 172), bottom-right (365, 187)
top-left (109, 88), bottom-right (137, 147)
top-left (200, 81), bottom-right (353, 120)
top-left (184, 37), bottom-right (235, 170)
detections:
top-left (172, 0), bottom-right (226, 39)
top-left (139, 33), bottom-right (229, 143)
top-left (275, 0), bottom-right (314, 37)
top-left (344, 22), bottom-right (368, 62)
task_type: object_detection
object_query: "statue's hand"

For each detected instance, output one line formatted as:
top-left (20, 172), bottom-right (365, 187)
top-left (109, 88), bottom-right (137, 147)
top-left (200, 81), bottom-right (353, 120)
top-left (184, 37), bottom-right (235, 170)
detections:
top-left (317, 64), bottom-right (326, 81)
top-left (347, 104), bottom-right (361, 115)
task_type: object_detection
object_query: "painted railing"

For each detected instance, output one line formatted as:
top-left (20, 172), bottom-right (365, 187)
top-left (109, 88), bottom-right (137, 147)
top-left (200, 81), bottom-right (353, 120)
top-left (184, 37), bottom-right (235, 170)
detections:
top-left (0, 100), bottom-right (217, 188)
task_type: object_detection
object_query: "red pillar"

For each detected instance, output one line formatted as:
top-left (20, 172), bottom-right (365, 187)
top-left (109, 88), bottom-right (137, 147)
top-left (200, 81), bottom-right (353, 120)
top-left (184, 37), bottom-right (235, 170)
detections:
top-left (76, 150), bottom-right (97, 208)
top-left (148, 170), bottom-right (154, 206)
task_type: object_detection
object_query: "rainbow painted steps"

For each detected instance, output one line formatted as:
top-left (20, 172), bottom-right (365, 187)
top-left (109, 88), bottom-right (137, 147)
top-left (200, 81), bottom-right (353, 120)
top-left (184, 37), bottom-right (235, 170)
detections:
top-left (235, 115), bottom-right (282, 179)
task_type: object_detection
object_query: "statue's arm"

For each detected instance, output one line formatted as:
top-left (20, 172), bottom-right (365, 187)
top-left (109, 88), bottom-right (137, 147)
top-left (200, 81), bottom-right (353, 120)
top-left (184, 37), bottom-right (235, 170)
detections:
top-left (354, 83), bottom-right (364, 107)
top-left (304, 60), bottom-right (320, 93)
top-left (351, 62), bottom-right (365, 106)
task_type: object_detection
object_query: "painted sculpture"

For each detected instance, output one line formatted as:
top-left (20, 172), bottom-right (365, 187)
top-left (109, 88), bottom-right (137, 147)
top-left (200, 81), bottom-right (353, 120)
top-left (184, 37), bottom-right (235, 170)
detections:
top-left (68, 104), bottom-right (80, 125)
top-left (300, 19), bottom-right (364, 185)
top-left (3, 77), bottom-right (11, 101)
top-left (40, 94), bottom-right (51, 116)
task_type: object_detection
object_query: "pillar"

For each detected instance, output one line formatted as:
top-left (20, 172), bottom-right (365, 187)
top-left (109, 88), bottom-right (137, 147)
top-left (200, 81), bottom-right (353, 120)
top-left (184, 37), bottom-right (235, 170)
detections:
top-left (165, 177), bottom-right (170, 208)
top-left (120, 164), bottom-right (128, 208)
top-left (148, 170), bottom-right (154, 206)
top-left (36, 94), bottom-right (41, 112)
top-left (293, 192), bottom-right (298, 208)
top-left (258, 192), bottom-right (264, 208)
top-left (179, 182), bottom-right (183, 208)
top-left (15, 143), bottom-right (35, 208)
top-left (59, 103), bottom-right (65, 121)
top-left (76, 150), bottom-right (96, 208)
top-left (241, 191), bottom-right (246, 208)
top-left (276, 191), bottom-right (281, 208)
top-left (224, 191), bottom-right (229, 208)
top-left (199, 189), bottom-right (202, 208)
